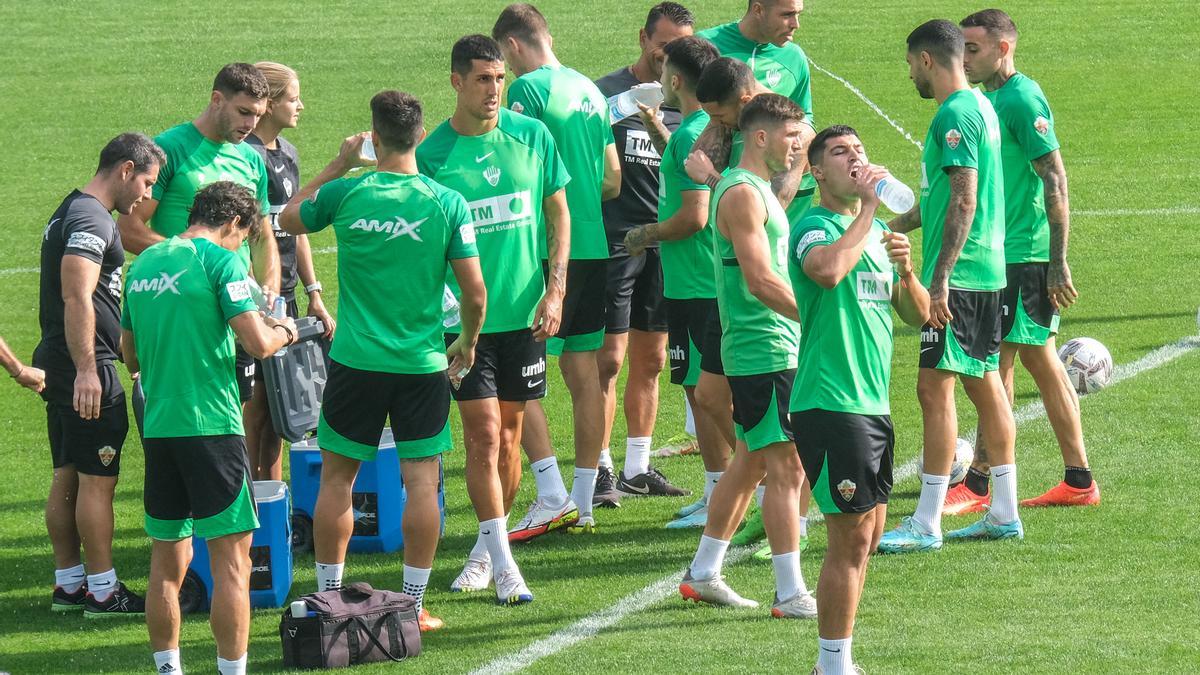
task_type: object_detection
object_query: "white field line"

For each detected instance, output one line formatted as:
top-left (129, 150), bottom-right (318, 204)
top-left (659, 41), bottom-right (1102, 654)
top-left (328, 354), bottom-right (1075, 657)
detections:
top-left (808, 58), bottom-right (924, 151)
top-left (1074, 206), bottom-right (1200, 218)
top-left (313, 246), bottom-right (338, 254)
top-left (0, 267), bottom-right (38, 276)
top-left (469, 334), bottom-right (1200, 675)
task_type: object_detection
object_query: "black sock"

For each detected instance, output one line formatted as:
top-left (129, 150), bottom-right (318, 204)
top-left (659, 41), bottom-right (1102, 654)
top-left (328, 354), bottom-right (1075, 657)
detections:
top-left (1064, 466), bottom-right (1093, 489)
top-left (964, 467), bottom-right (990, 496)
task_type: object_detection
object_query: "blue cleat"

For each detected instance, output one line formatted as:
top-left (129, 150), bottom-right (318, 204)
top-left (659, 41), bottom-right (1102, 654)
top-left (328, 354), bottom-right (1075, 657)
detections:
top-left (666, 506), bottom-right (708, 529)
top-left (945, 510), bottom-right (1024, 542)
top-left (675, 497), bottom-right (707, 519)
top-left (877, 516), bottom-right (942, 554)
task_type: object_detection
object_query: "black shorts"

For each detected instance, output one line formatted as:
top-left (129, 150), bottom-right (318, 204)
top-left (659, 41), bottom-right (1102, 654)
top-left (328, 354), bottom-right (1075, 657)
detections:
top-left (235, 346), bottom-right (256, 403)
top-left (142, 434), bottom-right (258, 540)
top-left (544, 259), bottom-right (608, 353)
top-left (919, 289), bottom-right (1002, 377)
top-left (605, 244), bottom-right (668, 334)
top-left (1001, 263), bottom-right (1061, 346)
top-left (667, 298), bottom-right (719, 386)
top-left (252, 296), bottom-right (301, 384)
top-left (699, 306), bottom-right (725, 376)
top-left (728, 369), bottom-right (795, 451)
top-left (792, 409), bottom-right (894, 515)
top-left (445, 328), bottom-right (547, 402)
top-left (317, 360), bottom-right (452, 462)
top-left (43, 363), bottom-right (128, 476)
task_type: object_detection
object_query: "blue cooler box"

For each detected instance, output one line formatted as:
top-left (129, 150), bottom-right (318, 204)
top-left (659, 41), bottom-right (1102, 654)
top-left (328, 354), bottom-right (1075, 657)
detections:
top-left (180, 480), bottom-right (293, 613)
top-left (289, 429), bottom-right (445, 554)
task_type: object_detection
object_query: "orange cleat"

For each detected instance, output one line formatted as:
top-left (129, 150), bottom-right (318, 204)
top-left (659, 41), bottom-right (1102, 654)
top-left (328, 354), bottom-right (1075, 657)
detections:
top-left (417, 608), bottom-right (445, 632)
top-left (1020, 480), bottom-right (1101, 507)
top-left (942, 482), bottom-right (990, 516)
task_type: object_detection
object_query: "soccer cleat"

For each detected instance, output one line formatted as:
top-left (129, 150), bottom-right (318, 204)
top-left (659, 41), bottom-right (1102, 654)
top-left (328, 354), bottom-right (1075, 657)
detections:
top-left (449, 558), bottom-right (492, 593)
top-left (676, 497), bottom-right (707, 518)
top-left (567, 514), bottom-right (597, 534)
top-left (616, 468), bottom-right (692, 497)
top-left (942, 482), bottom-right (991, 516)
top-left (1020, 480), bottom-right (1101, 508)
top-left (51, 584), bottom-right (87, 612)
top-left (494, 568), bottom-right (534, 606)
top-left (593, 466), bottom-right (622, 509)
top-left (770, 591), bottom-right (817, 619)
top-left (752, 536), bottom-right (808, 561)
top-left (678, 570), bottom-right (759, 608)
top-left (945, 510), bottom-right (1024, 542)
top-left (417, 608), bottom-right (445, 632)
top-left (83, 582), bottom-right (145, 619)
top-left (877, 517), bottom-right (942, 554)
top-left (811, 664), bottom-right (866, 674)
top-left (665, 506), bottom-right (708, 529)
top-left (730, 510), bottom-right (766, 546)
top-left (652, 433), bottom-right (699, 458)
top-left (508, 498), bottom-right (578, 543)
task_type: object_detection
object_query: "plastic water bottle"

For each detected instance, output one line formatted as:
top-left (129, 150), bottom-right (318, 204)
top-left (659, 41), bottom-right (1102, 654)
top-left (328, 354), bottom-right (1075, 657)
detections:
top-left (271, 295), bottom-right (287, 320)
top-left (607, 82), bottom-right (665, 124)
top-left (246, 279), bottom-right (271, 314)
top-left (875, 176), bottom-right (916, 214)
top-left (360, 137), bottom-right (376, 162)
top-left (442, 285), bottom-right (461, 329)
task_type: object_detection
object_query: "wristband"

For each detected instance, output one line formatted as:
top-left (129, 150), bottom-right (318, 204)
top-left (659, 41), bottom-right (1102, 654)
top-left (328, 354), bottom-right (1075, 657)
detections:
top-left (304, 281), bottom-right (323, 294)
top-left (274, 323), bottom-right (297, 346)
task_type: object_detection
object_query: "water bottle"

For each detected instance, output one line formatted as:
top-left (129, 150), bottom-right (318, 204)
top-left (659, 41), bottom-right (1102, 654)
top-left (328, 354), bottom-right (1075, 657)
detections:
top-left (442, 285), bottom-right (461, 329)
top-left (246, 279), bottom-right (271, 314)
top-left (607, 82), bottom-right (665, 124)
top-left (875, 176), bottom-right (915, 214)
top-left (360, 137), bottom-right (376, 163)
top-left (271, 295), bottom-right (287, 320)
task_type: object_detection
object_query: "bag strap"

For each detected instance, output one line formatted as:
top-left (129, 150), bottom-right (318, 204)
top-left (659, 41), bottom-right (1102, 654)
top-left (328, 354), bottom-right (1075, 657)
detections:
top-left (346, 622), bottom-right (360, 664)
top-left (352, 615), bottom-right (406, 663)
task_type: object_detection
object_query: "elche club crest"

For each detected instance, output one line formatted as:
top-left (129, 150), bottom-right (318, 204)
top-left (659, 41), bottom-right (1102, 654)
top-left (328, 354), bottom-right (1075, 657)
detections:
top-left (483, 165), bottom-right (502, 187)
top-left (1034, 116), bottom-right (1050, 135)
top-left (837, 479), bottom-right (857, 501)
top-left (511, 101), bottom-right (525, 114)
top-left (97, 446), bottom-right (116, 467)
top-left (945, 129), bottom-right (962, 150)
top-left (765, 69), bottom-right (783, 88)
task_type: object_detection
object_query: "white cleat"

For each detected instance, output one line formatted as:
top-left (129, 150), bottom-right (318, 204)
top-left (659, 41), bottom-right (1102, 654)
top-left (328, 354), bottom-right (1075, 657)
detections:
top-left (450, 558), bottom-right (492, 593)
top-left (678, 570), bottom-right (758, 608)
top-left (771, 591), bottom-right (817, 619)
top-left (494, 567), bottom-right (533, 606)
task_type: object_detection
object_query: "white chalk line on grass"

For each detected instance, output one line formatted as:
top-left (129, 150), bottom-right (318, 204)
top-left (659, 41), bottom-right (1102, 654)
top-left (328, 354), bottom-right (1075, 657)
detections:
top-left (470, 333), bottom-right (1200, 675)
top-left (808, 58), bottom-right (924, 151)
top-left (1074, 206), bottom-right (1200, 218)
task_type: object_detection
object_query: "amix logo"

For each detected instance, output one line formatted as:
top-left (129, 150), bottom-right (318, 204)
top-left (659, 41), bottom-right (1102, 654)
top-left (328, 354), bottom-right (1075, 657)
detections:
top-left (128, 271), bottom-right (186, 298)
top-left (921, 326), bottom-right (940, 343)
top-left (348, 216), bottom-right (427, 241)
top-left (521, 359), bottom-right (546, 378)
top-left (567, 99), bottom-right (600, 115)
top-left (669, 345), bottom-right (686, 362)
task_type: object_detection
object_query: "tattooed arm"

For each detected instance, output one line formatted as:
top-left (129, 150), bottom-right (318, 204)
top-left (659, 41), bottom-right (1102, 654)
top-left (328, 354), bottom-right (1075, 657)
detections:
top-left (636, 103), bottom-right (671, 155)
top-left (532, 189), bottom-right (570, 341)
top-left (1032, 149), bottom-right (1078, 309)
top-left (927, 166), bottom-right (977, 328)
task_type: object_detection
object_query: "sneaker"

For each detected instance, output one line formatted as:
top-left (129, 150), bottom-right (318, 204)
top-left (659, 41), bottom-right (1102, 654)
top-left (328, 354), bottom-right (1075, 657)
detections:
top-left (877, 517), bottom-right (942, 554)
top-left (450, 558), bottom-right (492, 593)
top-left (83, 582), bottom-right (145, 619)
top-left (942, 482), bottom-right (990, 516)
top-left (494, 568), bottom-right (533, 606)
top-left (752, 536), bottom-right (808, 561)
top-left (1020, 480), bottom-right (1101, 508)
top-left (652, 433), bottom-right (699, 458)
top-left (945, 510), bottom-right (1024, 542)
top-left (593, 466), bottom-right (622, 509)
top-left (730, 510), bottom-right (766, 546)
top-left (567, 514), bottom-right (597, 534)
top-left (616, 468), bottom-right (692, 497)
top-left (51, 584), bottom-right (87, 612)
top-left (811, 664), bottom-right (866, 674)
top-left (676, 497), bottom-right (707, 518)
top-left (417, 608), bottom-right (445, 632)
top-left (665, 506), bottom-right (708, 529)
top-left (508, 498), bottom-right (578, 543)
top-left (678, 570), bottom-right (758, 608)
top-left (770, 591), bottom-right (817, 619)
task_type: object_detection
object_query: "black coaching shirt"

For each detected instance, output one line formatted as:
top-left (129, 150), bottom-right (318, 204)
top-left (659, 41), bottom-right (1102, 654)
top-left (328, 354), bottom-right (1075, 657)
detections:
top-left (246, 133), bottom-right (301, 299)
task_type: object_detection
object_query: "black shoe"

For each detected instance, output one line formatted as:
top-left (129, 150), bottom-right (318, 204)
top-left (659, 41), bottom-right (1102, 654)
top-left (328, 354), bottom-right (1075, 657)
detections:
top-left (617, 467), bottom-right (692, 497)
top-left (51, 583), bottom-right (87, 612)
top-left (84, 582), bottom-right (145, 619)
top-left (592, 466), bottom-right (622, 508)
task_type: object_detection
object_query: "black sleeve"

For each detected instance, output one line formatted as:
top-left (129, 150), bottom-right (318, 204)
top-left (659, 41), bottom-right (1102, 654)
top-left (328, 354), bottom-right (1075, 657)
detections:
top-left (61, 202), bottom-right (113, 265)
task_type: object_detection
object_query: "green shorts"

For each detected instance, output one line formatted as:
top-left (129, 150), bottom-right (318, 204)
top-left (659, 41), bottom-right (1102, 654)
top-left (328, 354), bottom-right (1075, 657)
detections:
top-left (728, 369), bottom-right (796, 451)
top-left (1001, 263), bottom-right (1061, 346)
top-left (142, 435), bottom-right (259, 541)
top-left (919, 289), bottom-right (1002, 378)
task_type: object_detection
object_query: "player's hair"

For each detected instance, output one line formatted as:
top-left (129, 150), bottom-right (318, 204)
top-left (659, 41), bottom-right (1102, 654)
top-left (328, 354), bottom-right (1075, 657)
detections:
top-left (807, 124), bottom-right (859, 166)
top-left (960, 9), bottom-right (1019, 41)
top-left (493, 3), bottom-right (549, 45)
top-left (738, 93), bottom-right (805, 133)
top-left (212, 62), bottom-right (269, 100)
top-left (663, 36), bottom-right (719, 92)
top-left (253, 61), bottom-right (298, 101)
top-left (695, 57), bottom-right (757, 105)
top-left (906, 20), bottom-right (965, 68)
top-left (452, 34), bottom-right (504, 75)
top-left (188, 181), bottom-right (261, 238)
top-left (370, 90), bottom-right (423, 153)
top-left (96, 133), bottom-right (166, 175)
top-left (644, 2), bottom-right (694, 35)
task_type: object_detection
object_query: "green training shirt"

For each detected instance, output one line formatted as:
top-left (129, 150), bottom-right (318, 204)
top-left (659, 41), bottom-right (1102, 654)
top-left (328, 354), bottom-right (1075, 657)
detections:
top-left (418, 109), bottom-right (570, 333)
top-left (299, 171), bottom-right (478, 374)
top-left (659, 109), bottom-right (715, 300)
top-left (121, 236), bottom-right (258, 438)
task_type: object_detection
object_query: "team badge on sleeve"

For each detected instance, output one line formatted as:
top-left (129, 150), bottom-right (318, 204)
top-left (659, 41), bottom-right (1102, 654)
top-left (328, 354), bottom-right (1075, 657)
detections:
top-left (226, 280), bottom-right (252, 302)
top-left (459, 223), bottom-right (477, 245)
top-left (66, 231), bottom-right (106, 256)
top-left (796, 229), bottom-right (829, 260)
top-left (1034, 116), bottom-right (1050, 135)
top-left (837, 479), bottom-right (857, 501)
top-left (945, 129), bottom-right (962, 150)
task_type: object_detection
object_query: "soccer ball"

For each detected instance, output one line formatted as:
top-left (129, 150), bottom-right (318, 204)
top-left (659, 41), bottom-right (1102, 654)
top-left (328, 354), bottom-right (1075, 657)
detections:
top-left (1058, 337), bottom-right (1113, 395)
top-left (919, 438), bottom-right (974, 484)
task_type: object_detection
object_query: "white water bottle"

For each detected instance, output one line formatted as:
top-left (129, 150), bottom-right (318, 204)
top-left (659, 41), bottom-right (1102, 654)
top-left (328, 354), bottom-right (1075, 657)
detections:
top-left (875, 176), bottom-right (915, 214)
top-left (607, 82), bottom-right (665, 124)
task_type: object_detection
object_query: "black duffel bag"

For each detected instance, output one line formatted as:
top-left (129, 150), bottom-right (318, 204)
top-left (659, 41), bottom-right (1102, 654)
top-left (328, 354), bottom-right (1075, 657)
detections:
top-left (280, 582), bottom-right (421, 668)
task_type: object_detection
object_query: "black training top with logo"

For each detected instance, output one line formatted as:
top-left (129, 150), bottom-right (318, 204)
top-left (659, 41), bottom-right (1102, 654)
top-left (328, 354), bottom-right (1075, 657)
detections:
top-left (595, 67), bottom-right (682, 246)
top-left (246, 134), bottom-right (301, 299)
top-left (34, 190), bottom-right (125, 370)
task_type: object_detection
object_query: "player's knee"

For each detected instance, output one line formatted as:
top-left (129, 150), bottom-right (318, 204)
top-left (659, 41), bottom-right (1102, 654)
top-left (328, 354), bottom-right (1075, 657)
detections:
top-left (916, 376), bottom-right (948, 409)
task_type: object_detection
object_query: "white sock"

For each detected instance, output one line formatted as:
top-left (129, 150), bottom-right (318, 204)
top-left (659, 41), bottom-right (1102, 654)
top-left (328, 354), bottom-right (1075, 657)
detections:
top-left (798, 516), bottom-right (809, 539)
top-left (154, 649), bottom-right (182, 674)
top-left (570, 467), bottom-right (598, 518)
top-left (771, 550), bottom-right (806, 600)
top-left (468, 532), bottom-right (491, 564)
top-left (684, 394), bottom-right (696, 436)
top-left (817, 636), bottom-right (853, 675)
top-left (87, 568), bottom-right (118, 602)
top-left (402, 565), bottom-right (431, 612)
top-left (755, 484), bottom-right (767, 508)
top-left (690, 535), bottom-right (729, 580)
top-left (216, 654), bottom-right (246, 675)
top-left (623, 436), bottom-right (652, 477)
top-left (598, 448), bottom-right (614, 470)
top-left (315, 562), bottom-right (344, 591)
top-left (703, 471), bottom-right (723, 504)
top-left (531, 456), bottom-right (569, 505)
top-left (55, 563), bottom-right (85, 593)
top-left (990, 464), bottom-right (1019, 524)
top-left (913, 473), bottom-right (950, 537)
top-left (479, 517), bottom-right (515, 576)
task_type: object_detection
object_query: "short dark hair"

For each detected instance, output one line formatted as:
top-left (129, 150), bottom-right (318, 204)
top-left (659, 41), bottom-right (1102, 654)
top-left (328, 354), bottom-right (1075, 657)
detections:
top-left (807, 124), bottom-right (859, 166)
top-left (212, 62), bottom-right (269, 100)
top-left (696, 57), bottom-right (757, 105)
top-left (370, 90), bottom-right (423, 153)
top-left (188, 181), bottom-right (261, 237)
top-left (663, 36), bottom-right (720, 92)
top-left (493, 3), bottom-right (549, 44)
top-left (738, 93), bottom-right (806, 133)
top-left (452, 34), bottom-right (504, 75)
top-left (96, 133), bottom-right (166, 175)
top-left (645, 2), bottom-right (694, 36)
top-left (961, 9), bottom-right (1019, 40)
top-left (907, 20), bottom-right (964, 68)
